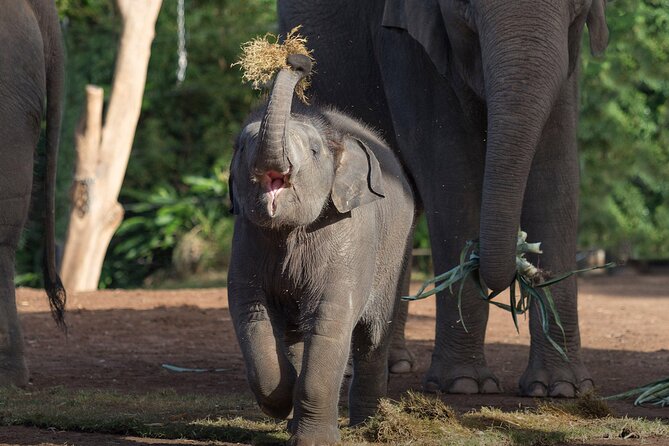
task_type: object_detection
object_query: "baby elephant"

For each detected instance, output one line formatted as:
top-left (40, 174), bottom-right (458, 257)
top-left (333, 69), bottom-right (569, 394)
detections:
top-left (228, 54), bottom-right (415, 445)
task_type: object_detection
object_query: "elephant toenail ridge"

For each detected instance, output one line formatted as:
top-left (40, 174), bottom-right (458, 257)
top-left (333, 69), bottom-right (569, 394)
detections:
top-left (448, 377), bottom-right (480, 394)
top-left (481, 378), bottom-right (502, 394)
top-left (549, 381), bottom-right (576, 398)
top-left (389, 360), bottom-right (413, 374)
top-left (578, 379), bottom-right (595, 393)
top-left (424, 380), bottom-right (442, 394)
top-left (526, 382), bottom-right (549, 397)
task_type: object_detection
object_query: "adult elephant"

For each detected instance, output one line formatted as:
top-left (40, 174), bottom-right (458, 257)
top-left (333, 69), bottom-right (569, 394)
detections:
top-left (278, 0), bottom-right (608, 397)
top-left (1, 0), bottom-right (66, 387)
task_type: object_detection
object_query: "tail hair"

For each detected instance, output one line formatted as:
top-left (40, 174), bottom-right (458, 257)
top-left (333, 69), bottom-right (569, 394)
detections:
top-left (43, 255), bottom-right (67, 333)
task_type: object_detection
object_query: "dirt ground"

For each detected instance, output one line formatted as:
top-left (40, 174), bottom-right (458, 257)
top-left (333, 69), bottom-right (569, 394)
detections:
top-left (2, 270), bottom-right (668, 445)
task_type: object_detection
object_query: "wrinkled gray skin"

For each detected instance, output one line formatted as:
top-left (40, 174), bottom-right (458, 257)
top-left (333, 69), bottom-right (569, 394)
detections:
top-left (228, 55), bottom-right (415, 445)
top-left (0, 1), bottom-right (66, 387)
top-left (279, 0), bottom-right (609, 398)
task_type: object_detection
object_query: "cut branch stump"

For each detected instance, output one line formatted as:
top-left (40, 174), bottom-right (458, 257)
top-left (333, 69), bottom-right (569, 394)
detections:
top-left (61, 0), bottom-right (163, 292)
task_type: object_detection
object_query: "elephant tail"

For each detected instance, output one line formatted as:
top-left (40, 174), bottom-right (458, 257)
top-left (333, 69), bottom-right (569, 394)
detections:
top-left (39, 2), bottom-right (67, 331)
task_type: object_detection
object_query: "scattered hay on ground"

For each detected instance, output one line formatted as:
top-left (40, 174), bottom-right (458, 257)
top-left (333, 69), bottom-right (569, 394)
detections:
top-left (2, 387), bottom-right (667, 445)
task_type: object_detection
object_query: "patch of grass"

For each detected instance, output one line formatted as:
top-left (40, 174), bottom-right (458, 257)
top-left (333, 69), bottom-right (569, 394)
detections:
top-left (346, 392), bottom-right (668, 446)
top-left (461, 397), bottom-right (668, 446)
top-left (1, 388), bottom-right (667, 445)
top-left (0, 386), bottom-right (287, 444)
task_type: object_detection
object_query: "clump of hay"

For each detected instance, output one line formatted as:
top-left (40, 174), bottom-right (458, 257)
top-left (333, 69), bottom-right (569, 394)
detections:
top-left (234, 26), bottom-right (314, 103)
top-left (354, 391), bottom-right (458, 442)
top-left (540, 391), bottom-right (615, 419)
top-left (398, 390), bottom-right (456, 420)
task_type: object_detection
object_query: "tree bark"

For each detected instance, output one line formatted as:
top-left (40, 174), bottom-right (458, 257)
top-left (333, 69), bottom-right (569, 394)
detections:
top-left (60, 0), bottom-right (163, 292)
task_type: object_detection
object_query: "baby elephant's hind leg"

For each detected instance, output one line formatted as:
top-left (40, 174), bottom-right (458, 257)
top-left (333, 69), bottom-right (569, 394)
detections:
top-left (388, 300), bottom-right (414, 374)
top-left (388, 242), bottom-right (415, 374)
top-left (349, 320), bottom-right (392, 425)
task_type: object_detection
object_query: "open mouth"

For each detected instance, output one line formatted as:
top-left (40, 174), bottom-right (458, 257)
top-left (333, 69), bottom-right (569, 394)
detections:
top-left (262, 170), bottom-right (290, 216)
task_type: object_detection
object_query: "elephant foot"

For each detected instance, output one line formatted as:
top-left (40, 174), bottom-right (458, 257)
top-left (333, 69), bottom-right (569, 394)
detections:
top-left (0, 357), bottom-right (29, 388)
top-left (288, 427), bottom-right (340, 446)
top-left (519, 360), bottom-right (594, 398)
top-left (388, 345), bottom-right (415, 374)
top-left (423, 363), bottom-right (501, 394)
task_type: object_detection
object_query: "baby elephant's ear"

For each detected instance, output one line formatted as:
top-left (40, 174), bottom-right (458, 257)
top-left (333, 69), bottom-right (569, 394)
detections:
top-left (332, 137), bottom-right (385, 213)
top-left (228, 173), bottom-right (239, 215)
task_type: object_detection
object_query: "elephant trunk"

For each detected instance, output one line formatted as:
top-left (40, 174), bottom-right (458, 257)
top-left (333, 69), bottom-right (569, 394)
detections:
top-left (477, 5), bottom-right (569, 291)
top-left (256, 54), bottom-right (312, 173)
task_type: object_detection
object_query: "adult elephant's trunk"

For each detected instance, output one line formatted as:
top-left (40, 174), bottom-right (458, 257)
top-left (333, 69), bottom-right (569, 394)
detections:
top-left (477, 5), bottom-right (569, 291)
top-left (256, 54), bottom-right (312, 173)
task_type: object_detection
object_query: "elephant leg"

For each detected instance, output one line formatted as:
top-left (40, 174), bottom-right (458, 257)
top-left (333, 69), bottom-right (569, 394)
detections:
top-left (0, 245), bottom-right (29, 387)
top-left (388, 300), bottom-right (413, 374)
top-left (349, 319), bottom-right (392, 425)
top-left (423, 212), bottom-right (500, 395)
top-left (284, 324), bottom-right (304, 377)
top-left (402, 148), bottom-right (499, 395)
top-left (0, 120), bottom-right (37, 388)
top-left (284, 325), bottom-right (303, 432)
top-left (375, 30), bottom-right (499, 395)
top-left (289, 301), bottom-right (357, 446)
top-left (388, 249), bottom-right (414, 374)
top-left (229, 294), bottom-right (295, 419)
top-left (519, 80), bottom-right (592, 398)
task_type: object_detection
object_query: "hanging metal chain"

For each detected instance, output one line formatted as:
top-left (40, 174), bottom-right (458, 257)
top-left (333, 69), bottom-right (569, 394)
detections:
top-left (176, 0), bottom-right (188, 84)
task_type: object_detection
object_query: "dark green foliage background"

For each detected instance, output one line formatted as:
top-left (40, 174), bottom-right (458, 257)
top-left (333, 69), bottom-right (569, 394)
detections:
top-left (579, 0), bottom-right (669, 260)
top-left (15, 0), bottom-right (669, 288)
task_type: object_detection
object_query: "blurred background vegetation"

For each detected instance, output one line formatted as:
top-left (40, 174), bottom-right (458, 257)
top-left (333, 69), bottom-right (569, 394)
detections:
top-left (16, 0), bottom-right (669, 288)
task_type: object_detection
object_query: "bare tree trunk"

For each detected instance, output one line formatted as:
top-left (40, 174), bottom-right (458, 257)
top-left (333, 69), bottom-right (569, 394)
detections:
top-left (61, 0), bottom-right (163, 292)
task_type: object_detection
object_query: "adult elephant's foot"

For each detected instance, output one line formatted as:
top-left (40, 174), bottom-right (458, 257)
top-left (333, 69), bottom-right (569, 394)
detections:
top-left (0, 356), bottom-right (29, 388)
top-left (388, 344), bottom-right (414, 374)
top-left (287, 426), bottom-right (340, 446)
top-left (423, 363), bottom-right (501, 394)
top-left (519, 360), bottom-right (594, 397)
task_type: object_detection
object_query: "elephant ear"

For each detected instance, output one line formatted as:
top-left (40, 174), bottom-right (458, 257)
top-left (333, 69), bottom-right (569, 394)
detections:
top-left (228, 173), bottom-right (239, 215)
top-left (382, 0), bottom-right (450, 76)
top-left (586, 0), bottom-right (609, 56)
top-left (332, 137), bottom-right (385, 214)
top-left (228, 145), bottom-right (241, 215)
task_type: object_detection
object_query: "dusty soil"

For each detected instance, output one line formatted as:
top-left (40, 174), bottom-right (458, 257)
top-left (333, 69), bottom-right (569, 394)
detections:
top-left (2, 270), bottom-right (668, 445)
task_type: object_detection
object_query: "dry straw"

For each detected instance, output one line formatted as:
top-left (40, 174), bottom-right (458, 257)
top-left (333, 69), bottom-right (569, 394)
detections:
top-left (233, 26), bottom-right (314, 103)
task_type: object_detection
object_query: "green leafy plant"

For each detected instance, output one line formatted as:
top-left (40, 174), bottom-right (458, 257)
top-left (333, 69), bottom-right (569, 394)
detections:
top-left (405, 230), bottom-right (615, 360)
top-left (607, 377), bottom-right (669, 407)
top-left (100, 162), bottom-right (233, 288)
top-left (579, 0), bottom-right (669, 260)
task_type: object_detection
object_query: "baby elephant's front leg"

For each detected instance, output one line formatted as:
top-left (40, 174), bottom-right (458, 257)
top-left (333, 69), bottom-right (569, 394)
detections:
top-left (289, 301), bottom-right (356, 446)
top-left (229, 291), bottom-right (295, 419)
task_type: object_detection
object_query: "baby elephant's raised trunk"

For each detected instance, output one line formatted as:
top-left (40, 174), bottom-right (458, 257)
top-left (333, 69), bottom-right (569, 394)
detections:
top-left (255, 54), bottom-right (312, 174)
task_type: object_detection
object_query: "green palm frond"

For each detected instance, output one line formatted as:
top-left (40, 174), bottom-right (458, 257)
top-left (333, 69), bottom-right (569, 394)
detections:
top-left (404, 229), bottom-right (616, 360)
top-left (606, 377), bottom-right (669, 407)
